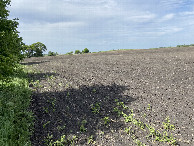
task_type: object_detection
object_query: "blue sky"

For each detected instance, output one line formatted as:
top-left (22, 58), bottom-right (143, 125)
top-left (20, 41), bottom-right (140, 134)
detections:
top-left (8, 0), bottom-right (194, 54)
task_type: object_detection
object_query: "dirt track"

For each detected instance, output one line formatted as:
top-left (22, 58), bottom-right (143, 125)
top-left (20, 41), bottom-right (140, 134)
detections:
top-left (23, 47), bottom-right (194, 145)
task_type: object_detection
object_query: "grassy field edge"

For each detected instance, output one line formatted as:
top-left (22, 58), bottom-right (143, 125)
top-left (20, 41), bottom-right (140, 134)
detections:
top-left (0, 65), bottom-right (33, 146)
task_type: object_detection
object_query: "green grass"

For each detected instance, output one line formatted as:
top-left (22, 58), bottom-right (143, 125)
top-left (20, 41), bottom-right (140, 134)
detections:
top-left (0, 65), bottom-right (33, 146)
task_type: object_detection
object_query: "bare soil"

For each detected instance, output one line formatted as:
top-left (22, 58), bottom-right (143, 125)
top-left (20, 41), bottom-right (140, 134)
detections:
top-left (23, 47), bottom-right (194, 146)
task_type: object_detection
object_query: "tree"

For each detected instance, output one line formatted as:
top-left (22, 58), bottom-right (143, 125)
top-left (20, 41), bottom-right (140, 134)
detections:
top-left (75, 50), bottom-right (81, 54)
top-left (82, 48), bottom-right (89, 53)
top-left (31, 42), bottom-right (47, 57)
top-left (0, 0), bottom-right (24, 80)
top-left (24, 42), bottom-right (47, 57)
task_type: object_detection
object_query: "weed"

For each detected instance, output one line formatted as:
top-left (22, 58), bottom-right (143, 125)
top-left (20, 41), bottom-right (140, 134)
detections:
top-left (113, 107), bottom-right (122, 116)
top-left (134, 139), bottom-right (146, 146)
top-left (163, 116), bottom-right (175, 130)
top-left (53, 135), bottom-right (77, 145)
top-left (147, 104), bottom-right (151, 110)
top-left (49, 75), bottom-right (55, 80)
top-left (80, 125), bottom-right (86, 132)
top-left (112, 100), bottom-right (178, 145)
top-left (57, 124), bottom-right (66, 131)
top-left (67, 92), bottom-right (70, 97)
top-left (145, 123), bottom-right (177, 144)
top-left (100, 131), bottom-right (105, 135)
top-left (122, 110), bottom-right (134, 123)
top-left (59, 83), bottom-right (63, 86)
top-left (44, 134), bottom-right (53, 145)
top-left (43, 121), bottom-right (51, 128)
top-left (91, 103), bottom-right (100, 114)
top-left (103, 116), bottom-right (110, 125)
top-left (88, 135), bottom-right (96, 144)
top-left (114, 99), bottom-right (119, 102)
top-left (132, 119), bottom-right (145, 130)
top-left (80, 120), bottom-right (87, 132)
top-left (116, 101), bottom-right (128, 109)
top-left (43, 107), bottom-right (49, 113)
top-left (124, 126), bottom-right (132, 134)
top-left (92, 88), bottom-right (96, 93)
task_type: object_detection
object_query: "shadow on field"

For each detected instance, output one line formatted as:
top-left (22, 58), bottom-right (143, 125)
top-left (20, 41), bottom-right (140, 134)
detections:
top-left (30, 83), bottom-right (136, 145)
top-left (27, 72), bottom-right (59, 82)
top-left (20, 60), bottom-right (50, 66)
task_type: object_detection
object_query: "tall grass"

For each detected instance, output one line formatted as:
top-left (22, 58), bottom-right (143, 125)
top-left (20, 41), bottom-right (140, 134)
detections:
top-left (0, 65), bottom-right (33, 146)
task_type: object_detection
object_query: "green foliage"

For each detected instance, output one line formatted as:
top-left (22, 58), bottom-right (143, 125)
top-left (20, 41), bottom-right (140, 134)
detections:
top-left (66, 51), bottom-right (73, 55)
top-left (0, 0), bottom-right (24, 80)
top-left (25, 42), bottom-right (47, 57)
top-left (124, 126), bottom-right (132, 134)
top-left (162, 116), bottom-right (175, 130)
top-left (53, 135), bottom-right (77, 146)
top-left (0, 65), bottom-right (33, 146)
top-left (103, 116), bottom-right (110, 125)
top-left (177, 44), bottom-right (194, 47)
top-left (80, 120), bottom-right (87, 132)
top-left (91, 103), bottom-right (100, 114)
top-left (48, 51), bottom-right (58, 56)
top-left (147, 104), bottom-right (151, 110)
top-left (75, 50), bottom-right (81, 54)
top-left (82, 48), bottom-right (89, 53)
top-left (87, 135), bottom-right (96, 144)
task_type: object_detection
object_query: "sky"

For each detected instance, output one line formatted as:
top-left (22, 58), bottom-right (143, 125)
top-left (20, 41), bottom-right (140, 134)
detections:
top-left (8, 0), bottom-right (194, 54)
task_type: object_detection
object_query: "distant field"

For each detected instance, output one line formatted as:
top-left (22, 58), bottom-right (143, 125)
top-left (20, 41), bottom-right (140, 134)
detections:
top-left (23, 47), bottom-right (194, 145)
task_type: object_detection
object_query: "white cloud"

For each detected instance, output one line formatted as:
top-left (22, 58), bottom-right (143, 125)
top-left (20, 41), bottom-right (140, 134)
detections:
top-left (159, 13), bottom-right (174, 22)
top-left (146, 26), bottom-right (183, 37)
top-left (159, 0), bottom-right (187, 9)
top-left (126, 13), bottom-right (156, 23)
top-left (180, 11), bottom-right (194, 16)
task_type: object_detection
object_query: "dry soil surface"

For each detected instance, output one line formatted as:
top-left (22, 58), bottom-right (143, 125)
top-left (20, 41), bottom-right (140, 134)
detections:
top-left (23, 47), bottom-right (194, 146)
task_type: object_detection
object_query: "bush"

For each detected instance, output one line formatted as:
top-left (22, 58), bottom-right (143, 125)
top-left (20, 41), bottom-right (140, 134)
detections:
top-left (48, 51), bottom-right (58, 56)
top-left (66, 51), bottom-right (73, 55)
top-left (0, 66), bottom-right (33, 145)
top-left (75, 50), bottom-right (81, 54)
top-left (82, 48), bottom-right (89, 53)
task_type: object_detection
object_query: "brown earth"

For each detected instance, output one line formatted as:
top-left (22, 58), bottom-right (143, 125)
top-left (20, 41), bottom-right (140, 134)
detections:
top-left (23, 47), bottom-right (194, 146)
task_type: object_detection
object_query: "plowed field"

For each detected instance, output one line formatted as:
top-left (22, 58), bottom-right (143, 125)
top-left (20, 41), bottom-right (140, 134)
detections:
top-left (23, 47), bottom-right (194, 146)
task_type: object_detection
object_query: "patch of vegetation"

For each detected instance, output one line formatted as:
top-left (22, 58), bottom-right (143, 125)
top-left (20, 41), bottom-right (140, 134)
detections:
top-left (48, 51), bottom-right (58, 56)
top-left (88, 135), bottom-right (96, 144)
top-left (0, 0), bottom-right (24, 80)
top-left (162, 116), bottom-right (175, 131)
top-left (52, 135), bottom-right (77, 146)
top-left (24, 42), bottom-right (47, 58)
top-left (0, 65), bottom-right (33, 146)
top-left (103, 116), bottom-right (110, 125)
top-left (177, 44), bottom-right (194, 47)
top-left (91, 103), bottom-right (101, 114)
top-left (66, 51), bottom-right (73, 55)
top-left (80, 120), bottom-right (87, 132)
top-left (75, 50), bottom-right (81, 54)
top-left (82, 48), bottom-right (90, 53)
